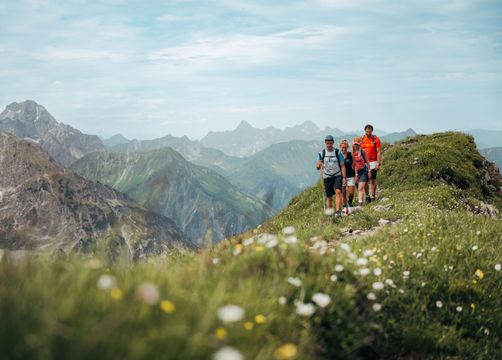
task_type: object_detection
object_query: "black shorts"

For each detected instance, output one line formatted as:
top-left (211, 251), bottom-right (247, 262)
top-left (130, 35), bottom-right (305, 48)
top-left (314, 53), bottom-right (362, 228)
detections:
top-left (357, 168), bottom-right (369, 183)
top-left (370, 169), bottom-right (378, 180)
top-left (324, 176), bottom-right (342, 197)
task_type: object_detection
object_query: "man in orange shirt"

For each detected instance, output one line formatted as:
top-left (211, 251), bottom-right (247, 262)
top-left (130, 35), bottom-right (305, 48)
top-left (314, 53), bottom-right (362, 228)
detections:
top-left (359, 124), bottom-right (382, 203)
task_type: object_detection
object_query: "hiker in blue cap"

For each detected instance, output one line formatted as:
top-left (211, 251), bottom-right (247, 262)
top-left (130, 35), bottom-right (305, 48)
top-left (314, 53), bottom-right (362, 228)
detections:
top-left (316, 135), bottom-right (347, 217)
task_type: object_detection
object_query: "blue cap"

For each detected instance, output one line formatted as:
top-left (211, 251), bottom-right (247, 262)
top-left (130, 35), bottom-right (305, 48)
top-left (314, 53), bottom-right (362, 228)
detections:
top-left (324, 135), bottom-right (334, 141)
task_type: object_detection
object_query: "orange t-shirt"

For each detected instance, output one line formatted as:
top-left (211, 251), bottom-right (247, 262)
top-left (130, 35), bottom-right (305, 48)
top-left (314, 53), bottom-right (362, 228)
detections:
top-left (359, 135), bottom-right (381, 161)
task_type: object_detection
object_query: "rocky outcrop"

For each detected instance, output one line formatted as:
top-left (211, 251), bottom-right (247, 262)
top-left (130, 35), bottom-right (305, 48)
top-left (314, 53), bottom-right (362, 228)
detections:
top-left (0, 133), bottom-right (187, 259)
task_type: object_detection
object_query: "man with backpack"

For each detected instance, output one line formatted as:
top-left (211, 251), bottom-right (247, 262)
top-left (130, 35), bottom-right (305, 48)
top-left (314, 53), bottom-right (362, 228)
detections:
top-left (316, 135), bottom-right (347, 217)
top-left (359, 124), bottom-right (382, 203)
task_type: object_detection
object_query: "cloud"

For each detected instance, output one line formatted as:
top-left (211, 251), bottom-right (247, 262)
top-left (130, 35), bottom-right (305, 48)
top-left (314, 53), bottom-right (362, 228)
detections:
top-left (38, 48), bottom-right (127, 62)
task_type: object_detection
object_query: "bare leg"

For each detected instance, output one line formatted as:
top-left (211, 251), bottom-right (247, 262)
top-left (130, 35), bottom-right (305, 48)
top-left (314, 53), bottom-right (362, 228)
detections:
top-left (358, 182), bottom-right (366, 205)
top-left (327, 196), bottom-right (333, 209)
top-left (370, 179), bottom-right (377, 198)
top-left (348, 186), bottom-right (355, 206)
top-left (341, 186), bottom-right (347, 207)
top-left (335, 189), bottom-right (342, 212)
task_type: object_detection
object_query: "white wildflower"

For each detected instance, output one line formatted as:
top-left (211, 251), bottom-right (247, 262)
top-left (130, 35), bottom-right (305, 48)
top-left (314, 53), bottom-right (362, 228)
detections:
top-left (367, 292), bottom-right (377, 300)
top-left (312, 293), bottom-right (331, 308)
top-left (436, 301), bottom-right (443, 308)
top-left (334, 264), bottom-right (345, 272)
top-left (472, 245), bottom-right (478, 251)
top-left (403, 271), bottom-right (410, 277)
top-left (385, 279), bottom-right (395, 288)
top-left (213, 346), bottom-right (244, 360)
top-left (372, 282), bottom-right (384, 291)
top-left (295, 302), bottom-right (316, 317)
top-left (373, 268), bottom-right (382, 276)
top-left (356, 258), bottom-right (368, 266)
top-left (340, 243), bottom-right (351, 253)
top-left (278, 296), bottom-right (287, 305)
top-left (495, 263), bottom-right (501, 271)
top-left (330, 274), bottom-right (338, 282)
top-left (287, 277), bottom-right (302, 287)
top-left (282, 226), bottom-right (295, 235)
top-left (456, 306), bottom-right (462, 312)
top-left (284, 236), bottom-right (298, 244)
top-left (97, 275), bottom-right (116, 290)
top-left (266, 238), bottom-right (279, 248)
top-left (243, 238), bottom-right (254, 246)
top-left (217, 305), bottom-right (245, 323)
top-left (359, 268), bottom-right (371, 276)
top-left (372, 303), bottom-right (382, 312)
top-left (212, 258), bottom-right (220, 265)
top-left (363, 249), bottom-right (374, 257)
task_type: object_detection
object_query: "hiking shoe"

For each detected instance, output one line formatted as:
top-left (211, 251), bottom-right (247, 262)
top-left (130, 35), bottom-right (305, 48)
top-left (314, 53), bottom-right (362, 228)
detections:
top-left (335, 211), bottom-right (342, 218)
top-left (348, 200), bottom-right (353, 207)
top-left (366, 196), bottom-right (372, 204)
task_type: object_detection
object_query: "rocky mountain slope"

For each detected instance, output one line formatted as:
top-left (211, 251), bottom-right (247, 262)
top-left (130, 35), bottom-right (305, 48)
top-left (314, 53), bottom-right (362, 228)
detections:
top-left (0, 100), bottom-right (105, 166)
top-left (71, 148), bottom-right (274, 244)
top-left (0, 132), bottom-right (186, 259)
top-left (480, 147), bottom-right (502, 172)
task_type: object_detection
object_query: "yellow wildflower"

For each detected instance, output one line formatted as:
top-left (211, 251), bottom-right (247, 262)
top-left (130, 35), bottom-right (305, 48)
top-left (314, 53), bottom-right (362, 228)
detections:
top-left (160, 300), bottom-right (176, 314)
top-left (110, 288), bottom-right (123, 301)
top-left (244, 322), bottom-right (254, 330)
top-left (215, 327), bottom-right (227, 339)
top-left (274, 343), bottom-right (298, 360)
top-left (255, 314), bottom-right (267, 324)
top-left (475, 269), bottom-right (484, 280)
top-left (255, 245), bottom-right (264, 252)
top-left (471, 303), bottom-right (476, 311)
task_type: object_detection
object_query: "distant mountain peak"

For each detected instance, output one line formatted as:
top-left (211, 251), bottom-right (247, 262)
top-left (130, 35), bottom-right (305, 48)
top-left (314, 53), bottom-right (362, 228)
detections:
top-left (298, 120), bottom-right (320, 131)
top-left (0, 100), bottom-right (104, 166)
top-left (236, 120), bottom-right (254, 130)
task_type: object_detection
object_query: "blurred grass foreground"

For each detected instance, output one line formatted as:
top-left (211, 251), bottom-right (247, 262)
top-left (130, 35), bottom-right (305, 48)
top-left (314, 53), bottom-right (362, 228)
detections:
top-left (1, 132), bottom-right (501, 359)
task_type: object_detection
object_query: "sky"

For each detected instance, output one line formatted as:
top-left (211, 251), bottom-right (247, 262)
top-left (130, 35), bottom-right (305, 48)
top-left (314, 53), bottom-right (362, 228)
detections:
top-left (0, 0), bottom-right (501, 140)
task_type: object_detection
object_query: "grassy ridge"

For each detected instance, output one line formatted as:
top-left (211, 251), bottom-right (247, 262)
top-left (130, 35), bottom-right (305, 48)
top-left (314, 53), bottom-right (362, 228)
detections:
top-left (1, 132), bottom-right (501, 359)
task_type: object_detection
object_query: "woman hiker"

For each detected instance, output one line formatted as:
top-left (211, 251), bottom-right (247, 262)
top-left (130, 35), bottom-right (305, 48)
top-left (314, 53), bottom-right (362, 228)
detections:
top-left (352, 138), bottom-right (372, 207)
top-left (339, 139), bottom-right (356, 209)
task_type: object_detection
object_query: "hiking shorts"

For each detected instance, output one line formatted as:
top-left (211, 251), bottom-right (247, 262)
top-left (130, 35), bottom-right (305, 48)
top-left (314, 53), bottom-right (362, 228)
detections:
top-left (324, 175), bottom-right (342, 197)
top-left (369, 161), bottom-right (378, 181)
top-left (346, 177), bottom-right (355, 187)
top-left (357, 168), bottom-right (369, 183)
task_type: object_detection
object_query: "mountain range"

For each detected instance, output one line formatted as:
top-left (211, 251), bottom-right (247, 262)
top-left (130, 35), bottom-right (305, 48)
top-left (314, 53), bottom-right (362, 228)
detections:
top-left (0, 132), bottom-right (186, 259)
top-left (199, 120), bottom-right (416, 157)
top-left (71, 148), bottom-right (273, 244)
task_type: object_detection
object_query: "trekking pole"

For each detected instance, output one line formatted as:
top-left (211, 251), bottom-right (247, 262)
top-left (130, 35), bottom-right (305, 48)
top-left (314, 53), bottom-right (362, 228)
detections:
top-left (319, 166), bottom-right (326, 212)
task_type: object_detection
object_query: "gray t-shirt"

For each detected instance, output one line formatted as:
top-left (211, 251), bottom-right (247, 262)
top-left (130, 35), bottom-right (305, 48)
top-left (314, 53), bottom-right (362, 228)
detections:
top-left (318, 149), bottom-right (344, 179)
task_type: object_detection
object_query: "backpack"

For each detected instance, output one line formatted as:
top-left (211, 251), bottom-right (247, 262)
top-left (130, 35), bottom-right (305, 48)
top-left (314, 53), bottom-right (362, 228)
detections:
top-left (321, 148), bottom-right (342, 175)
top-left (355, 149), bottom-right (369, 169)
top-left (359, 135), bottom-right (378, 153)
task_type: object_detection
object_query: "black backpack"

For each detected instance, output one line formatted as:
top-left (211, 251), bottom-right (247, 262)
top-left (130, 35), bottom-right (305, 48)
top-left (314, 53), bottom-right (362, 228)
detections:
top-left (321, 148), bottom-right (342, 175)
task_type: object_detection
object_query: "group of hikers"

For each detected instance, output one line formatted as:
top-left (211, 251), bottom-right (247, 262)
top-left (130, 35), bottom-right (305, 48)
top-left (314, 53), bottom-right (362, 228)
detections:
top-left (316, 124), bottom-right (382, 217)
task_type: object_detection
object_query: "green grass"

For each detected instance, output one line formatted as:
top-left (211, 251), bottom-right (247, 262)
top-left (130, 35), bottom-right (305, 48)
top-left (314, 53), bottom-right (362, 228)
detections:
top-left (1, 132), bottom-right (501, 359)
